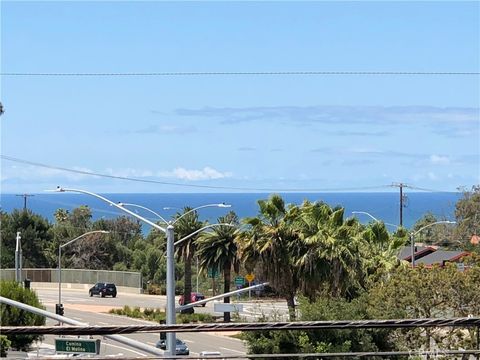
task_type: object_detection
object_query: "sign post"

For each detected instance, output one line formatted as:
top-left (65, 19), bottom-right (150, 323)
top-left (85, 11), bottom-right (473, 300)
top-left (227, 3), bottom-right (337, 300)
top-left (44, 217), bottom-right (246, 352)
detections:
top-left (55, 339), bottom-right (100, 355)
top-left (235, 276), bottom-right (245, 299)
top-left (208, 267), bottom-right (219, 296)
top-left (245, 274), bottom-right (255, 299)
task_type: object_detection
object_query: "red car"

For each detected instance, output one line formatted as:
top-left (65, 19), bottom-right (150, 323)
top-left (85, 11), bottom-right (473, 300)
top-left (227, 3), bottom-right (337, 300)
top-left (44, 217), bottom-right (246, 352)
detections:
top-left (178, 292), bottom-right (206, 306)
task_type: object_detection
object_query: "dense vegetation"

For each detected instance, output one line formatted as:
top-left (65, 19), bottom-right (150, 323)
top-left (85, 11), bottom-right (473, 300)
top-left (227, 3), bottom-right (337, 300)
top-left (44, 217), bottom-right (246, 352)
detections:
top-left (0, 185), bottom-right (478, 354)
top-left (0, 281), bottom-right (46, 351)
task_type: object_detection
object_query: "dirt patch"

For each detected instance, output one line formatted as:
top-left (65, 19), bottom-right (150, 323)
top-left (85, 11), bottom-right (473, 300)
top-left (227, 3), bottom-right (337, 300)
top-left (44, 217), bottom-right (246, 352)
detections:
top-left (65, 303), bottom-right (122, 313)
top-left (44, 302), bottom-right (121, 313)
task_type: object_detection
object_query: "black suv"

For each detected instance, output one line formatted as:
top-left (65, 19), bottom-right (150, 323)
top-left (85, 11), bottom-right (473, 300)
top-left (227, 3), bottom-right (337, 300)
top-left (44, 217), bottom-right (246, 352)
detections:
top-left (89, 282), bottom-right (117, 298)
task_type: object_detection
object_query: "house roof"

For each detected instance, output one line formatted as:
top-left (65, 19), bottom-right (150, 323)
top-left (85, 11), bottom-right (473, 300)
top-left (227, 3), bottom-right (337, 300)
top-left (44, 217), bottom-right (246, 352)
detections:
top-left (414, 250), bottom-right (470, 266)
top-left (397, 245), bottom-right (437, 261)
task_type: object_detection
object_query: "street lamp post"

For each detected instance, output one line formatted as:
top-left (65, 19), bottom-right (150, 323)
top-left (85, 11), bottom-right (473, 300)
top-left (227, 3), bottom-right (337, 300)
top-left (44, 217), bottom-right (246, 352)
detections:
top-left (117, 202), bottom-right (169, 225)
top-left (410, 221), bottom-right (456, 267)
top-left (58, 230), bottom-right (109, 317)
top-left (119, 202), bottom-right (232, 354)
top-left (352, 211), bottom-right (399, 230)
top-left (50, 187), bottom-right (230, 356)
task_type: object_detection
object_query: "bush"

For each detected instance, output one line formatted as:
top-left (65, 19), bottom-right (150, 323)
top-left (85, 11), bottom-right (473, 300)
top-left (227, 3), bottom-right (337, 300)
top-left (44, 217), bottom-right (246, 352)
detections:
top-left (0, 281), bottom-right (46, 351)
top-left (177, 313), bottom-right (215, 324)
top-left (109, 305), bottom-right (214, 324)
top-left (0, 336), bottom-right (11, 357)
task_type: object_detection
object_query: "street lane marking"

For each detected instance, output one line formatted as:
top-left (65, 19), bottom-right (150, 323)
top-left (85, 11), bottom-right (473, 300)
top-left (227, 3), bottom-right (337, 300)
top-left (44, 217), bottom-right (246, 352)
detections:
top-left (102, 342), bottom-right (147, 357)
top-left (220, 347), bottom-right (244, 354)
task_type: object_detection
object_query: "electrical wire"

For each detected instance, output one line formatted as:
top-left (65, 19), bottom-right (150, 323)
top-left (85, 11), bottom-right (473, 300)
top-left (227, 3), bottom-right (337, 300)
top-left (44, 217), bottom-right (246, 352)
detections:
top-left (2, 317), bottom-right (479, 335)
top-left (1, 71), bottom-right (479, 77)
top-left (1, 155), bottom-right (391, 192)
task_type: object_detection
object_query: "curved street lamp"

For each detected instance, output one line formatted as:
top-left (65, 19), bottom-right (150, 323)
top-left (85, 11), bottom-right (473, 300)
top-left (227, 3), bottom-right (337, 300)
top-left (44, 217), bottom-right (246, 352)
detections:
top-left (49, 187), bottom-right (231, 355)
top-left (410, 220), bottom-right (456, 267)
top-left (117, 202), bottom-right (169, 224)
top-left (352, 211), bottom-right (399, 230)
top-left (58, 230), bottom-right (109, 317)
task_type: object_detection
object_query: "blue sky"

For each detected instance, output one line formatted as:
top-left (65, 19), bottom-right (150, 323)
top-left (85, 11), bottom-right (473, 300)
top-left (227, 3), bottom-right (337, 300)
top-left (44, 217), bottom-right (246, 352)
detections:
top-left (1, 1), bottom-right (479, 193)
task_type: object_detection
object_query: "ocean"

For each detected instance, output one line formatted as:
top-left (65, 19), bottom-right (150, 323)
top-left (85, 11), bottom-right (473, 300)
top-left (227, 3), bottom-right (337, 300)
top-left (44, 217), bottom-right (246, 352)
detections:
top-left (0, 192), bottom-right (461, 232)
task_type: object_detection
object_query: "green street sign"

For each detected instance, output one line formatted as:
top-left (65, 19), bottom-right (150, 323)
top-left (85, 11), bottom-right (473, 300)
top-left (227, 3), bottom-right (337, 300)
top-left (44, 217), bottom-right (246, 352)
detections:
top-left (234, 276), bottom-right (245, 285)
top-left (208, 267), bottom-right (219, 278)
top-left (55, 338), bottom-right (100, 354)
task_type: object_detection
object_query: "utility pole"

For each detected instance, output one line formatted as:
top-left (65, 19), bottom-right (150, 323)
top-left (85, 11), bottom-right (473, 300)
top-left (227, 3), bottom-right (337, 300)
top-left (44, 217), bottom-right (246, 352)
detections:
top-left (16, 194), bottom-right (34, 210)
top-left (391, 183), bottom-right (407, 227)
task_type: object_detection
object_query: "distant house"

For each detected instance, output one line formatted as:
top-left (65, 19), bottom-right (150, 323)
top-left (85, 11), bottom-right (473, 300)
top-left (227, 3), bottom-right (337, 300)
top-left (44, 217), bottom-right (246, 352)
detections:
top-left (397, 245), bottom-right (437, 263)
top-left (397, 246), bottom-right (470, 267)
top-left (414, 250), bottom-right (470, 267)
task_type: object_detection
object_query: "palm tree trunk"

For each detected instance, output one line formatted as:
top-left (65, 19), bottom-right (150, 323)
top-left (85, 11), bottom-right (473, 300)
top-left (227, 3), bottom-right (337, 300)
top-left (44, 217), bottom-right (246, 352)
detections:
top-left (223, 263), bottom-right (231, 322)
top-left (181, 254), bottom-right (194, 314)
top-left (286, 292), bottom-right (296, 321)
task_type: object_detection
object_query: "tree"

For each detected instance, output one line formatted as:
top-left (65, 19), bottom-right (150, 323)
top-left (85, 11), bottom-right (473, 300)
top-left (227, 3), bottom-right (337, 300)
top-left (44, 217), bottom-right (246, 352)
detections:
top-left (237, 194), bottom-right (302, 320)
top-left (367, 258), bottom-right (480, 352)
top-left (241, 296), bottom-right (394, 355)
top-left (197, 211), bottom-right (240, 322)
top-left (0, 210), bottom-right (52, 268)
top-left (174, 208), bottom-right (203, 313)
top-left (0, 281), bottom-right (45, 351)
top-left (411, 212), bottom-right (455, 248)
top-left (454, 185), bottom-right (480, 251)
top-left (294, 201), bottom-right (365, 299)
top-left (360, 221), bottom-right (405, 285)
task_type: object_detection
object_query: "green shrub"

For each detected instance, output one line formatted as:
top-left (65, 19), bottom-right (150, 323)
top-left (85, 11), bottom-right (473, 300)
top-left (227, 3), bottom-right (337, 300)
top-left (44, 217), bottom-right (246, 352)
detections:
top-left (0, 335), bottom-right (11, 357)
top-left (0, 281), bottom-right (45, 351)
top-left (131, 307), bottom-right (142, 318)
top-left (108, 304), bottom-right (213, 324)
top-left (143, 308), bottom-right (154, 316)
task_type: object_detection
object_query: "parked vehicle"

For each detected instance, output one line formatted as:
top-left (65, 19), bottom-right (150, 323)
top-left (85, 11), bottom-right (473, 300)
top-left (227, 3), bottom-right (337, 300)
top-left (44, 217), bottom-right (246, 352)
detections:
top-left (178, 292), bottom-right (206, 306)
top-left (89, 282), bottom-right (117, 298)
top-left (155, 338), bottom-right (189, 355)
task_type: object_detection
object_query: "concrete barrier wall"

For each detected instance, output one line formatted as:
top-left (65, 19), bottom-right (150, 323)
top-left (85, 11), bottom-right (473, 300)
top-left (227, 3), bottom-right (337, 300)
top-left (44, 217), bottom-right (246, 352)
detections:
top-left (31, 282), bottom-right (142, 294)
top-left (1, 268), bottom-right (143, 294)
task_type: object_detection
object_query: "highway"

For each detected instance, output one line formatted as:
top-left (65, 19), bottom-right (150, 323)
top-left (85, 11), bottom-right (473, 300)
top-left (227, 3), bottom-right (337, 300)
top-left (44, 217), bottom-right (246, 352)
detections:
top-left (30, 287), bottom-right (289, 357)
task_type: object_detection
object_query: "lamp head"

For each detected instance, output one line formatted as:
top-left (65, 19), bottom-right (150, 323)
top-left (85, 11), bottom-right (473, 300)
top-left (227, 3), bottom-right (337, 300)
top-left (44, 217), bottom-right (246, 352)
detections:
top-left (44, 186), bottom-right (65, 192)
top-left (218, 203), bottom-right (231, 208)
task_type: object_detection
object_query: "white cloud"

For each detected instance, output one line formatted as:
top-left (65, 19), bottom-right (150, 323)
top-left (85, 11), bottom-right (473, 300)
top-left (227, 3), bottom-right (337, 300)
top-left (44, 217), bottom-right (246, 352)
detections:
top-left (159, 167), bottom-right (232, 181)
top-left (428, 172), bottom-right (438, 180)
top-left (430, 155), bottom-right (450, 165)
top-left (105, 168), bottom-right (154, 178)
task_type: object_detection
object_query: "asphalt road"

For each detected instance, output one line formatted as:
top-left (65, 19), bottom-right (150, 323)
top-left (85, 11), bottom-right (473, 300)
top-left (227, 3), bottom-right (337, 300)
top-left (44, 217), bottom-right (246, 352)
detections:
top-left (29, 288), bottom-right (289, 358)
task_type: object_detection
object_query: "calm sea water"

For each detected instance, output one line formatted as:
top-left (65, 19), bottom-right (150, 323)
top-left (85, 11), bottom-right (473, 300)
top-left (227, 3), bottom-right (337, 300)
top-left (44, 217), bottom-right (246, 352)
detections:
top-left (0, 192), bottom-right (460, 231)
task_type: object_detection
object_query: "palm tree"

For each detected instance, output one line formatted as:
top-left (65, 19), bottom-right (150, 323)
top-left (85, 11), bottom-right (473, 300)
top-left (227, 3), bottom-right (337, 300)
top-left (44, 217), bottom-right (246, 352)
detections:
top-left (360, 221), bottom-right (405, 284)
top-left (174, 207), bottom-right (203, 314)
top-left (197, 211), bottom-right (240, 322)
top-left (236, 194), bottom-right (302, 320)
top-left (295, 201), bottom-right (365, 299)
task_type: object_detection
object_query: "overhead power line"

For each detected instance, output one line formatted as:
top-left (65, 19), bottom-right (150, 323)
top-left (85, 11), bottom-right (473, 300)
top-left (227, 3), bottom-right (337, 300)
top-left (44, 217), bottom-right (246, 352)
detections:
top-left (1, 155), bottom-right (391, 192)
top-left (1, 71), bottom-right (479, 77)
top-left (1, 317), bottom-right (479, 336)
